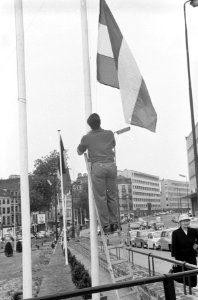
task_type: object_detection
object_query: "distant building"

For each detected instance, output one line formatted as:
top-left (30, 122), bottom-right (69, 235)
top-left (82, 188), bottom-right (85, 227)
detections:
top-left (186, 123), bottom-right (198, 214)
top-left (160, 179), bottom-right (190, 212)
top-left (118, 169), bottom-right (161, 217)
top-left (0, 188), bottom-right (21, 228)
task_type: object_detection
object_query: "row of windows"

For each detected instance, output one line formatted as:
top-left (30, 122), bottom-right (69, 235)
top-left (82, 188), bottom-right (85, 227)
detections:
top-left (134, 179), bottom-right (159, 186)
top-left (0, 199), bottom-right (10, 204)
top-left (133, 204), bottom-right (161, 208)
top-left (133, 186), bottom-right (159, 192)
top-left (133, 198), bottom-right (160, 203)
top-left (1, 215), bottom-right (19, 225)
top-left (133, 192), bottom-right (160, 197)
top-left (0, 199), bottom-right (18, 205)
top-left (0, 206), bottom-right (18, 214)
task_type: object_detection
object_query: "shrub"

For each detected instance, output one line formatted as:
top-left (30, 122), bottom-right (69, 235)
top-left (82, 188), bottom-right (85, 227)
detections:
top-left (67, 249), bottom-right (91, 299)
top-left (16, 241), bottom-right (22, 253)
top-left (5, 242), bottom-right (13, 257)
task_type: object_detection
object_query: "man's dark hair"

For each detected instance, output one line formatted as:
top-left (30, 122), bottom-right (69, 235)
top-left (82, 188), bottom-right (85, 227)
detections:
top-left (87, 113), bottom-right (101, 130)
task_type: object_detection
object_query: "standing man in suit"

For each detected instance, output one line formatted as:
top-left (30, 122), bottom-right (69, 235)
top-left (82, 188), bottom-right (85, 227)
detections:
top-left (171, 214), bottom-right (198, 287)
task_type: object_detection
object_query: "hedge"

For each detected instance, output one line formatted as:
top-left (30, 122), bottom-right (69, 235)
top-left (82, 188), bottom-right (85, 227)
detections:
top-left (67, 248), bottom-right (91, 299)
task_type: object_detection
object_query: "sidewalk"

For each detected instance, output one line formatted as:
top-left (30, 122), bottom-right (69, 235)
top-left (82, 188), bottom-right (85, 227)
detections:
top-left (38, 242), bottom-right (82, 299)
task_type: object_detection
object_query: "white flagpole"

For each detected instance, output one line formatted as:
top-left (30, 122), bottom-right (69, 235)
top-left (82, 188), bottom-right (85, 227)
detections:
top-left (80, 1), bottom-right (99, 297)
top-left (63, 195), bottom-right (68, 264)
top-left (58, 130), bottom-right (68, 265)
top-left (14, 0), bottom-right (32, 298)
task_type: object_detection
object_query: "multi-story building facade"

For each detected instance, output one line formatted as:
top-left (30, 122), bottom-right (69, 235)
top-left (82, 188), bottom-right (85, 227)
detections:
top-left (185, 124), bottom-right (198, 215)
top-left (0, 189), bottom-right (21, 229)
top-left (0, 176), bottom-right (22, 229)
top-left (118, 169), bottom-right (161, 216)
top-left (160, 179), bottom-right (190, 212)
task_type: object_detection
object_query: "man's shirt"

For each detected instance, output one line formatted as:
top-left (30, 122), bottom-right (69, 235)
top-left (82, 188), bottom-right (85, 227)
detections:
top-left (77, 128), bottom-right (115, 163)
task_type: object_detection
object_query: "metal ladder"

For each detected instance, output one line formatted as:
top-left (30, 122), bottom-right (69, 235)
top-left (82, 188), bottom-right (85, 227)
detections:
top-left (84, 154), bottom-right (140, 300)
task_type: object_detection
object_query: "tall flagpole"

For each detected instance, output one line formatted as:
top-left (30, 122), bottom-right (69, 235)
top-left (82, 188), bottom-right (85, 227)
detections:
top-left (80, 1), bottom-right (100, 298)
top-left (64, 195), bottom-right (68, 262)
top-left (58, 130), bottom-right (68, 265)
top-left (14, 0), bottom-right (32, 298)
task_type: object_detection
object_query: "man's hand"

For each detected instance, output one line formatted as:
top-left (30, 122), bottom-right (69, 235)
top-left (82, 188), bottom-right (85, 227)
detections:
top-left (77, 148), bottom-right (83, 155)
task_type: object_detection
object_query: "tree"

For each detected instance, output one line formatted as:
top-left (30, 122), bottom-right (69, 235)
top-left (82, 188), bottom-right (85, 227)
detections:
top-left (16, 240), bottom-right (22, 252)
top-left (73, 181), bottom-right (89, 223)
top-left (30, 150), bottom-right (68, 212)
top-left (5, 242), bottom-right (13, 257)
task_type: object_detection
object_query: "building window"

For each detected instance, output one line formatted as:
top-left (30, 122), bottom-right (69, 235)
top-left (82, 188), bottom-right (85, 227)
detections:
top-left (3, 208), bottom-right (5, 214)
top-left (7, 207), bottom-right (10, 214)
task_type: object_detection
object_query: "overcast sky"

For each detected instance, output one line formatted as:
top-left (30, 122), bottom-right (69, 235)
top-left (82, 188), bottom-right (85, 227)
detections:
top-left (1, 0), bottom-right (198, 182)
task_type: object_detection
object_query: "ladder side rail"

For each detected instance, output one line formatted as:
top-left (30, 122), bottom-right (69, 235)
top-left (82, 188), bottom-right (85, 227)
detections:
top-left (84, 154), bottom-right (120, 300)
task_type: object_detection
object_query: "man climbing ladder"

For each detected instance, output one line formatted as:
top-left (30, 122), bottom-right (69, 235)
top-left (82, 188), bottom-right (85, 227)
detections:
top-left (77, 113), bottom-right (118, 234)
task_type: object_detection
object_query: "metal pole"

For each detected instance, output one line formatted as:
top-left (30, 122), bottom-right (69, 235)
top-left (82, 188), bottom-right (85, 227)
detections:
top-left (80, 2), bottom-right (99, 297)
top-left (71, 185), bottom-right (75, 238)
top-left (13, 197), bottom-right (16, 251)
top-left (184, 1), bottom-right (198, 207)
top-left (55, 183), bottom-right (58, 242)
top-left (14, 0), bottom-right (32, 297)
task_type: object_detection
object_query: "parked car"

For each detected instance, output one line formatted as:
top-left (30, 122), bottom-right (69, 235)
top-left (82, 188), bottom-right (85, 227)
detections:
top-left (156, 228), bottom-right (175, 251)
top-left (36, 231), bottom-right (46, 238)
top-left (129, 222), bottom-right (142, 230)
top-left (147, 231), bottom-right (162, 250)
top-left (125, 230), bottom-right (138, 246)
top-left (134, 230), bottom-right (150, 248)
top-left (189, 217), bottom-right (198, 229)
top-left (2, 234), bottom-right (14, 242)
top-left (172, 216), bottom-right (179, 223)
top-left (45, 230), bottom-right (54, 237)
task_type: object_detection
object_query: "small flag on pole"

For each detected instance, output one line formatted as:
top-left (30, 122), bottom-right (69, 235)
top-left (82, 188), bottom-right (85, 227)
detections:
top-left (97, 0), bottom-right (157, 132)
top-left (58, 136), bottom-right (71, 194)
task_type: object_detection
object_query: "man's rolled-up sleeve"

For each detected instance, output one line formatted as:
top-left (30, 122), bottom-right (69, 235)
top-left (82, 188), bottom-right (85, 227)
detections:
top-left (77, 136), bottom-right (87, 155)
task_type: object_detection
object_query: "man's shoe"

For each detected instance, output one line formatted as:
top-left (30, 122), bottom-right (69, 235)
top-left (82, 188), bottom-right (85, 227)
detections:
top-left (111, 224), bottom-right (119, 233)
top-left (102, 225), bottom-right (111, 235)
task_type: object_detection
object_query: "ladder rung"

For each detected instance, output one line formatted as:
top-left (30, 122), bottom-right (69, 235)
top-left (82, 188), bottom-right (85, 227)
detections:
top-left (115, 275), bottom-right (132, 282)
top-left (120, 290), bottom-right (136, 298)
top-left (111, 259), bottom-right (128, 265)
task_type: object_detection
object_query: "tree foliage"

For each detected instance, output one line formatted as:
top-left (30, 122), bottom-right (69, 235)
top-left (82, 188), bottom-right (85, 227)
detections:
top-left (30, 150), bottom-right (64, 212)
top-left (73, 181), bottom-right (89, 221)
top-left (5, 242), bottom-right (13, 257)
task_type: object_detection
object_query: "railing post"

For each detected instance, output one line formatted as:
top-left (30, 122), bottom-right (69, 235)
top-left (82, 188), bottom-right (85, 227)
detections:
top-left (163, 278), bottom-right (176, 300)
top-left (152, 257), bottom-right (155, 276)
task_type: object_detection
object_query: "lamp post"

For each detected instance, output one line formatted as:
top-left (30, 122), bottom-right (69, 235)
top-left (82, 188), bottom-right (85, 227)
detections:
top-left (184, 0), bottom-right (198, 206)
top-left (179, 174), bottom-right (189, 212)
top-left (114, 126), bottom-right (131, 230)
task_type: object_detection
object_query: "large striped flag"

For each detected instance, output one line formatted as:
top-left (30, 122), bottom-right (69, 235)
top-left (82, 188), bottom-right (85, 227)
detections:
top-left (97, 0), bottom-right (157, 132)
